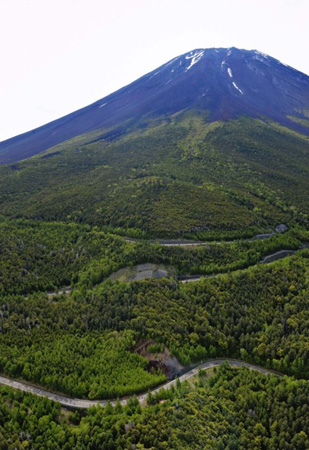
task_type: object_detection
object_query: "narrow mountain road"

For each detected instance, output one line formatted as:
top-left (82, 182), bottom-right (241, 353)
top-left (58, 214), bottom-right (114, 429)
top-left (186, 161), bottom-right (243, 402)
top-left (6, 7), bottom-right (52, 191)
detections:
top-left (47, 286), bottom-right (71, 298)
top-left (43, 246), bottom-right (304, 296)
top-left (124, 232), bottom-right (276, 247)
top-left (181, 245), bottom-right (308, 282)
top-left (0, 359), bottom-right (282, 409)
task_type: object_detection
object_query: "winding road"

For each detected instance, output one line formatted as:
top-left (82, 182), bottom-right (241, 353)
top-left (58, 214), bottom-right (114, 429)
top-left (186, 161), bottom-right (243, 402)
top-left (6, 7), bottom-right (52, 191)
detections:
top-left (16, 238), bottom-right (303, 408)
top-left (0, 359), bottom-right (282, 409)
top-left (45, 246), bottom-right (303, 294)
top-left (124, 232), bottom-right (275, 247)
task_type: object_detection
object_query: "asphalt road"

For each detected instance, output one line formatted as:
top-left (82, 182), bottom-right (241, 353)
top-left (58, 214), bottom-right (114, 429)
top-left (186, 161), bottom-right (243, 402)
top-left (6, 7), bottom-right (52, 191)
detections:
top-left (0, 359), bottom-right (282, 409)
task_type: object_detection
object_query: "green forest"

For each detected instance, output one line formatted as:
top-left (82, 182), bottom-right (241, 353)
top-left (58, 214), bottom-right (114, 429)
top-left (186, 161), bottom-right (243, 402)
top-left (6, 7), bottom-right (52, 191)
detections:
top-left (1, 237), bottom-right (309, 398)
top-left (0, 116), bottom-right (308, 238)
top-left (0, 113), bottom-right (308, 447)
top-left (1, 364), bottom-right (308, 449)
top-left (0, 218), bottom-right (307, 295)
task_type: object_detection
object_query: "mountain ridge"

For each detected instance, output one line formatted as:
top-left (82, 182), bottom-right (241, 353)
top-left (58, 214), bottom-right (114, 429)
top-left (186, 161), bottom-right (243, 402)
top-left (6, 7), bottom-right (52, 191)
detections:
top-left (0, 47), bottom-right (308, 164)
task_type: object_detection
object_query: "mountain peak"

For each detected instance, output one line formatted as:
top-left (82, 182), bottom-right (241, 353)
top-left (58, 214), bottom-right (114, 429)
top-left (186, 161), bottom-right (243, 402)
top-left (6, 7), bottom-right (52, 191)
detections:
top-left (0, 47), bottom-right (308, 164)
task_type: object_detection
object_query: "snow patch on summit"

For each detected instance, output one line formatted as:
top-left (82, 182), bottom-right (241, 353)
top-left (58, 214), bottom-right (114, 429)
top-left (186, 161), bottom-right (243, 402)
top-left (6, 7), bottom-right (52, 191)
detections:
top-left (232, 82), bottom-right (243, 95)
top-left (185, 50), bottom-right (204, 71)
top-left (253, 51), bottom-right (270, 64)
top-left (255, 51), bottom-right (269, 59)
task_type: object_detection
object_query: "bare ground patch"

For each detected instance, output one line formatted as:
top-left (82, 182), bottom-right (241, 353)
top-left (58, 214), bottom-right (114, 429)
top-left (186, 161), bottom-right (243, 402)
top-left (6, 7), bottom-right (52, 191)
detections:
top-left (133, 339), bottom-right (184, 380)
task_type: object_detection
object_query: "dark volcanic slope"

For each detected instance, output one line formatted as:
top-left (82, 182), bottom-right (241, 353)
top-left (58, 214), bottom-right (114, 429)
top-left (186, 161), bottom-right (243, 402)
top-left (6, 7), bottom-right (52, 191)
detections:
top-left (0, 47), bottom-right (308, 163)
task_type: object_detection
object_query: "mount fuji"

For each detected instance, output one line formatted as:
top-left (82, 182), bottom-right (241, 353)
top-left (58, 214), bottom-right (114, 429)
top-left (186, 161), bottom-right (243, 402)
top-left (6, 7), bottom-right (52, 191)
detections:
top-left (0, 47), bottom-right (308, 164)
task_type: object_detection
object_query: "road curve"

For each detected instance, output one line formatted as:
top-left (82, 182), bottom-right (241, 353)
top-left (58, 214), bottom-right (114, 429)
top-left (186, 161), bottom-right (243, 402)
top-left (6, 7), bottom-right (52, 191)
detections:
top-left (39, 245), bottom-right (307, 296)
top-left (0, 359), bottom-right (282, 409)
top-left (180, 248), bottom-right (301, 283)
top-left (123, 232), bottom-right (277, 247)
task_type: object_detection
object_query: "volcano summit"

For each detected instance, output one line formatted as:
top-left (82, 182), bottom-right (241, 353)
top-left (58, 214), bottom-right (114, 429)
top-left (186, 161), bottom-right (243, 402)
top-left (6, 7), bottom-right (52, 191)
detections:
top-left (0, 47), bottom-right (308, 164)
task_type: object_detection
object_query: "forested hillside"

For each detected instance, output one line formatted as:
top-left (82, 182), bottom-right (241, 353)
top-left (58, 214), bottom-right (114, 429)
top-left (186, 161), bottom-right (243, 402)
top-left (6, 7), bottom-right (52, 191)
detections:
top-left (0, 46), bottom-right (308, 448)
top-left (0, 115), bottom-right (308, 238)
top-left (1, 365), bottom-right (308, 449)
top-left (1, 248), bottom-right (309, 398)
top-left (1, 218), bottom-right (306, 295)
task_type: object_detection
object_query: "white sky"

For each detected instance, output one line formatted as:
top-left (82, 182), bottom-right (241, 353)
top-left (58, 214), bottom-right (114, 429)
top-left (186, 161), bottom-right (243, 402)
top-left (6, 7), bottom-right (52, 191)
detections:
top-left (0, 0), bottom-right (308, 142)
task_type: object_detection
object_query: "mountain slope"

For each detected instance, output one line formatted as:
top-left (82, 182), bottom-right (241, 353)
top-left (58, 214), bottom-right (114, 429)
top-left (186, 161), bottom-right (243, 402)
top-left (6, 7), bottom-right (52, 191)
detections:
top-left (0, 112), bottom-right (308, 238)
top-left (0, 47), bottom-right (308, 238)
top-left (0, 47), bottom-right (308, 164)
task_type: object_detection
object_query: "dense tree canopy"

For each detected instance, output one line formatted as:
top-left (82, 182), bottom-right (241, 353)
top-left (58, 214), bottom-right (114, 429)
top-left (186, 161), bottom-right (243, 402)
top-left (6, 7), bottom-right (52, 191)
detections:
top-left (0, 365), bottom-right (308, 449)
top-left (1, 248), bottom-right (309, 398)
top-left (0, 216), bottom-right (308, 445)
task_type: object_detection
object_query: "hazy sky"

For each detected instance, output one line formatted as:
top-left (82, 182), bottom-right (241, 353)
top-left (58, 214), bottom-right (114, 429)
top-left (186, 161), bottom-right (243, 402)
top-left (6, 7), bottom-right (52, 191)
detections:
top-left (0, 0), bottom-right (308, 142)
